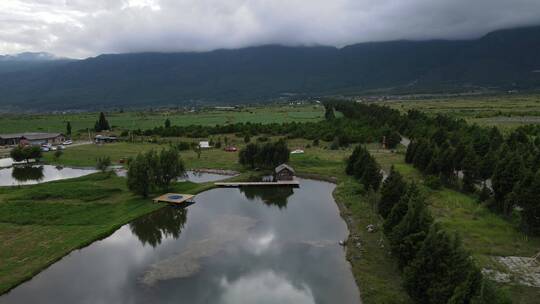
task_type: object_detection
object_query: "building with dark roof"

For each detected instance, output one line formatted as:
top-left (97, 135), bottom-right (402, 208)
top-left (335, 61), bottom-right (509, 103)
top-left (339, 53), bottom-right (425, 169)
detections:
top-left (0, 133), bottom-right (66, 146)
top-left (275, 164), bottom-right (295, 181)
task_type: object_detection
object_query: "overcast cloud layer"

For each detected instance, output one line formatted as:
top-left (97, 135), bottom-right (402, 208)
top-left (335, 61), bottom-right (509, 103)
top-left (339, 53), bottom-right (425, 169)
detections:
top-left (1, 0), bottom-right (540, 58)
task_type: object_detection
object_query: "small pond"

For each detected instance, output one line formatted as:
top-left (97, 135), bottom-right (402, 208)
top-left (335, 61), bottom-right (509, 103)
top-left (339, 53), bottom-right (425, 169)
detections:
top-left (0, 165), bottom-right (98, 187)
top-left (115, 169), bottom-right (234, 183)
top-left (0, 179), bottom-right (360, 304)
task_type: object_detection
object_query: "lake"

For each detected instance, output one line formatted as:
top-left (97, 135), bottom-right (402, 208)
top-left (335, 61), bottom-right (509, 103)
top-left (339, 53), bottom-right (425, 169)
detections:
top-left (0, 165), bottom-right (97, 186)
top-left (0, 179), bottom-right (361, 304)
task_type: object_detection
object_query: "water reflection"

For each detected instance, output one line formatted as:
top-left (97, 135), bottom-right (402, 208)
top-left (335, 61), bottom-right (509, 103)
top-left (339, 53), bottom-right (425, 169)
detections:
top-left (219, 271), bottom-right (315, 304)
top-left (240, 186), bottom-right (294, 209)
top-left (130, 207), bottom-right (188, 248)
top-left (0, 165), bottom-right (97, 186)
top-left (11, 166), bottom-right (44, 183)
top-left (0, 179), bottom-right (360, 304)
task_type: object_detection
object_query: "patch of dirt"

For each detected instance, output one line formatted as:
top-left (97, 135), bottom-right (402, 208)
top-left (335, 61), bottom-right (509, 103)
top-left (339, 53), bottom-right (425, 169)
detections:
top-left (483, 256), bottom-right (540, 287)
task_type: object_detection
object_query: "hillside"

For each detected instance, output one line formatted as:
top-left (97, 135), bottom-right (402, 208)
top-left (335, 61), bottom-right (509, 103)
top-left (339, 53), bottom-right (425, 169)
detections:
top-left (1, 26), bottom-right (540, 110)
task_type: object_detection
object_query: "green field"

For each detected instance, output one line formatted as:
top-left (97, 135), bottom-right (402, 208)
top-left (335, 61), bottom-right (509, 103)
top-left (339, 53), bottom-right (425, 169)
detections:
top-left (0, 105), bottom-right (324, 134)
top-left (379, 93), bottom-right (540, 131)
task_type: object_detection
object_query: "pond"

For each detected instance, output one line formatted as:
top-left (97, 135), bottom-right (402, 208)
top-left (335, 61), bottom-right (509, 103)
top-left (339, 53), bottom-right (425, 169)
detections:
top-left (0, 179), bottom-right (361, 304)
top-left (115, 169), bottom-right (235, 183)
top-left (0, 165), bottom-right (98, 187)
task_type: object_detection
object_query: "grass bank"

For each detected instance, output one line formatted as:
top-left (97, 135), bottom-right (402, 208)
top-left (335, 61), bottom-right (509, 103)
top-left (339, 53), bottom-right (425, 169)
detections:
top-left (0, 173), bottom-right (214, 294)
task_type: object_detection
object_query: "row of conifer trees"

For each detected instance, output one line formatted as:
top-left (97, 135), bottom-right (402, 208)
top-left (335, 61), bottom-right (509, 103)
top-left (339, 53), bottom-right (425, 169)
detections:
top-left (405, 122), bottom-right (540, 236)
top-left (346, 148), bottom-right (510, 303)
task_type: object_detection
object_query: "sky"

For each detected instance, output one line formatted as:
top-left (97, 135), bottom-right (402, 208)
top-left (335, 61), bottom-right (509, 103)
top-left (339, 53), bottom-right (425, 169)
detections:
top-left (0, 0), bottom-right (540, 59)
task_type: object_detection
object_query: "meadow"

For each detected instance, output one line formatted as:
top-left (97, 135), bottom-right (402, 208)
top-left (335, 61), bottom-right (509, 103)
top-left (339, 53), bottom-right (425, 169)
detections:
top-left (379, 93), bottom-right (540, 131)
top-left (0, 104), bottom-right (324, 134)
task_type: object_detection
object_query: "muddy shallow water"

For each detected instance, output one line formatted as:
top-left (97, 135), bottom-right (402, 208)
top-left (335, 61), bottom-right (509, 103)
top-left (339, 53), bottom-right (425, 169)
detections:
top-left (0, 178), bottom-right (361, 304)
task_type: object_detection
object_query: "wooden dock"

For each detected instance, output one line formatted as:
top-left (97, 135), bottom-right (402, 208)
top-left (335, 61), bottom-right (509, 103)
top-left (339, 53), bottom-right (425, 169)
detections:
top-left (153, 193), bottom-right (195, 204)
top-left (214, 180), bottom-right (300, 187)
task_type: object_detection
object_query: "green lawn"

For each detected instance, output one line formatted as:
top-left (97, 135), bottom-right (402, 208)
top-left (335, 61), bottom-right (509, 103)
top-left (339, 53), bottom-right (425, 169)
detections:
top-left (0, 104), bottom-right (324, 134)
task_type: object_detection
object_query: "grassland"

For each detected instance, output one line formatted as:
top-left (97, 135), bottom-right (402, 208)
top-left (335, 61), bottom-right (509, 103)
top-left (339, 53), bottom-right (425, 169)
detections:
top-left (0, 104), bottom-right (323, 134)
top-left (379, 93), bottom-right (540, 131)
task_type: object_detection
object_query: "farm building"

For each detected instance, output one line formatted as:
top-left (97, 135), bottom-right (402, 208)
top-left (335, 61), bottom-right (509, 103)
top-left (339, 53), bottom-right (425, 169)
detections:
top-left (199, 141), bottom-right (211, 149)
top-left (0, 133), bottom-right (66, 146)
top-left (94, 135), bottom-right (118, 144)
top-left (275, 164), bottom-right (295, 181)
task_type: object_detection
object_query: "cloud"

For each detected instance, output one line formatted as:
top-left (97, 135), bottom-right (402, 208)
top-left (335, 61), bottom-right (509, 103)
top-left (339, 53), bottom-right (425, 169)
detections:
top-left (219, 271), bottom-right (315, 304)
top-left (0, 0), bottom-right (539, 58)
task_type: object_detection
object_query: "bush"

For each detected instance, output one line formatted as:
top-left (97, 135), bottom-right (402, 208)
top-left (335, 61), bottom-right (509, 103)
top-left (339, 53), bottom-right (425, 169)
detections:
top-left (424, 175), bottom-right (442, 190)
top-left (176, 142), bottom-right (191, 151)
top-left (239, 140), bottom-right (290, 169)
top-left (53, 150), bottom-right (63, 160)
top-left (10, 145), bottom-right (42, 163)
top-left (96, 156), bottom-right (111, 172)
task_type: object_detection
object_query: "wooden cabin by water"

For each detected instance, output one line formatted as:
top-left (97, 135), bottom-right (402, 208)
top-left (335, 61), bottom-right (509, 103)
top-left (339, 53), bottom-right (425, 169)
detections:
top-left (275, 164), bottom-right (295, 181)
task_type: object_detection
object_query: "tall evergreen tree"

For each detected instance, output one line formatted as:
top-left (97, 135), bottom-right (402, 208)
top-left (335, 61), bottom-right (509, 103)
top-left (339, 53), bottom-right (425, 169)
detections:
top-left (94, 112), bottom-right (110, 132)
top-left (514, 170), bottom-right (540, 235)
top-left (403, 224), bottom-right (475, 304)
top-left (361, 159), bottom-right (383, 191)
top-left (324, 104), bottom-right (335, 120)
top-left (164, 118), bottom-right (171, 128)
top-left (389, 189), bottom-right (433, 269)
top-left (66, 121), bottom-right (72, 136)
top-left (383, 183), bottom-right (419, 235)
top-left (378, 167), bottom-right (407, 218)
top-left (462, 145), bottom-right (479, 193)
top-left (491, 151), bottom-right (524, 213)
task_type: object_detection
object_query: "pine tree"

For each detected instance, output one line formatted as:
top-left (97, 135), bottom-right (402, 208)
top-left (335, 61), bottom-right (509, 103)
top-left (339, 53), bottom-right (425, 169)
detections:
top-left (462, 145), bottom-right (479, 193)
top-left (94, 112), bottom-right (110, 132)
top-left (514, 170), bottom-right (540, 235)
top-left (405, 141), bottom-right (417, 163)
top-left (361, 159), bottom-right (383, 191)
top-left (403, 224), bottom-right (474, 304)
top-left (491, 152), bottom-right (524, 212)
top-left (164, 118), bottom-right (171, 128)
top-left (389, 189), bottom-right (433, 269)
top-left (378, 167), bottom-right (407, 218)
top-left (66, 121), bottom-right (72, 136)
top-left (324, 104), bottom-right (335, 120)
top-left (383, 183), bottom-right (419, 236)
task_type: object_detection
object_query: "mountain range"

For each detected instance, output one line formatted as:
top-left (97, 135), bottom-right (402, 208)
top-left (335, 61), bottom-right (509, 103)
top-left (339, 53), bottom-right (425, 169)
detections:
top-left (1, 26), bottom-right (540, 110)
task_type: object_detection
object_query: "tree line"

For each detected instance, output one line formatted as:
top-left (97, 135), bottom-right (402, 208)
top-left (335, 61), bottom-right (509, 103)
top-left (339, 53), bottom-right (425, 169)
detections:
top-left (127, 147), bottom-right (185, 197)
top-left (404, 117), bottom-right (540, 235)
top-left (239, 140), bottom-right (290, 169)
top-left (346, 146), bottom-right (510, 303)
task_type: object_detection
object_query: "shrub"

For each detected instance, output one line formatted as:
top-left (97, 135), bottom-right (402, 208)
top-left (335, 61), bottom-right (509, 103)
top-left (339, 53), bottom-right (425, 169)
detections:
top-left (96, 156), bottom-right (111, 172)
top-left (424, 175), bottom-right (442, 190)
